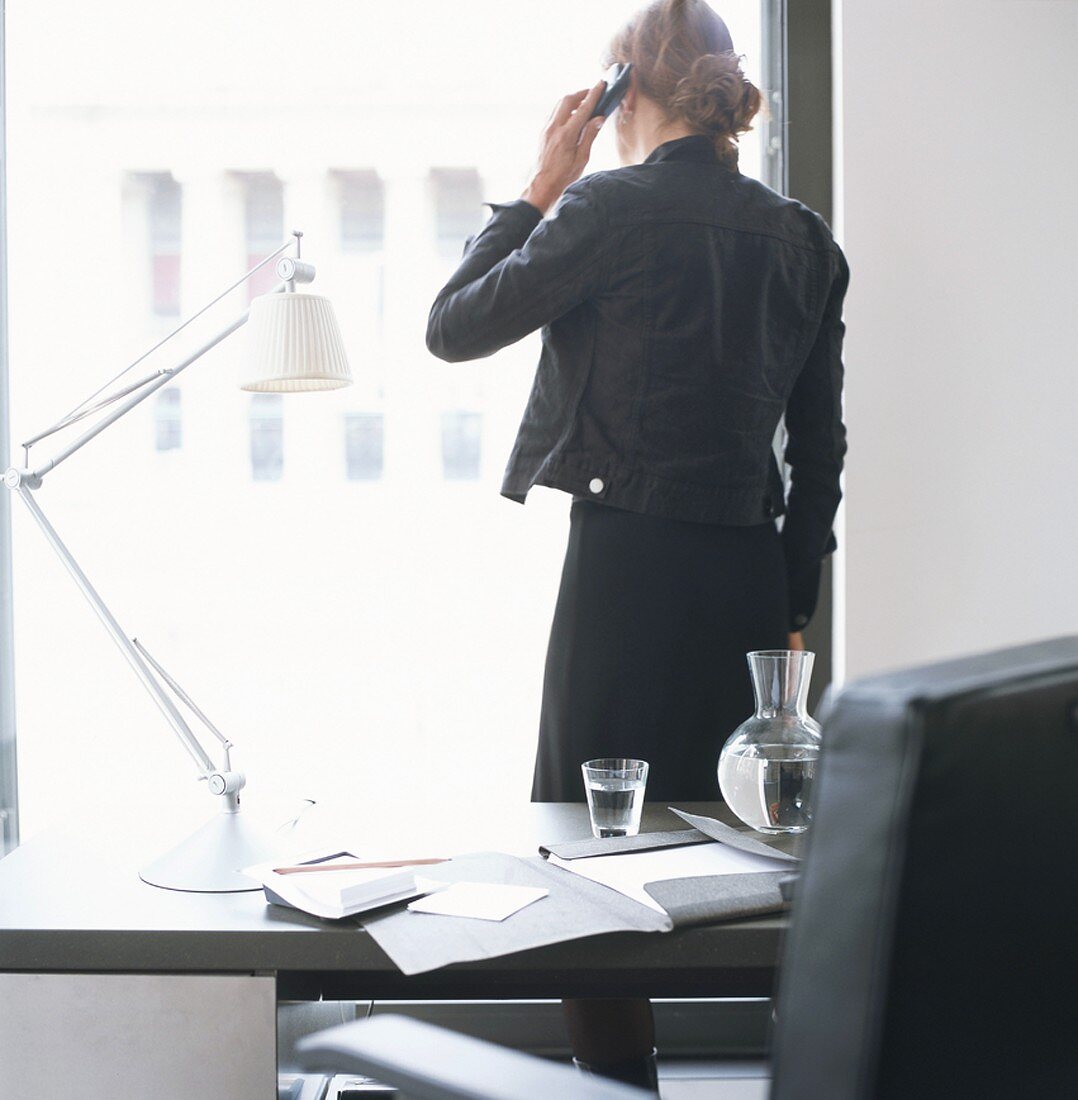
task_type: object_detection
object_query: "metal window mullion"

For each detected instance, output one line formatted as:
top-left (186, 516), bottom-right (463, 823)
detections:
top-left (761, 0), bottom-right (789, 197)
top-left (0, 0), bottom-right (21, 855)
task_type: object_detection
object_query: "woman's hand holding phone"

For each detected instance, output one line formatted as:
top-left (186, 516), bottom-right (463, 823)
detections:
top-left (521, 82), bottom-right (606, 216)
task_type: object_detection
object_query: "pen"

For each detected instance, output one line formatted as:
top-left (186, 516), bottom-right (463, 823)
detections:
top-left (272, 858), bottom-right (448, 876)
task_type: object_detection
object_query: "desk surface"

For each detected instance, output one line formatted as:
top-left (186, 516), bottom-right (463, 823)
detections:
top-left (0, 803), bottom-right (787, 999)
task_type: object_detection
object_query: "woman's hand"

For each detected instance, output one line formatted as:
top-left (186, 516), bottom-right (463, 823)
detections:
top-left (788, 632), bottom-right (805, 651)
top-left (521, 82), bottom-right (606, 216)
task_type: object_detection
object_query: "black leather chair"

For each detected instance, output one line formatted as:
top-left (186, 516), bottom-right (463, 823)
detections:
top-left (299, 637), bottom-right (1078, 1098)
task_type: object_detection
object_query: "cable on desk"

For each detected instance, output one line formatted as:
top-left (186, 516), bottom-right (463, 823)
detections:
top-left (337, 999), bottom-right (376, 1025)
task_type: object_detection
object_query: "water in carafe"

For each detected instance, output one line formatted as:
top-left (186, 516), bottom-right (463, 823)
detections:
top-left (718, 743), bottom-right (817, 833)
top-left (718, 650), bottom-right (821, 835)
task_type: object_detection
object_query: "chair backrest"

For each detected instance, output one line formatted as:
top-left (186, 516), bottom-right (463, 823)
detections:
top-left (770, 636), bottom-right (1078, 1099)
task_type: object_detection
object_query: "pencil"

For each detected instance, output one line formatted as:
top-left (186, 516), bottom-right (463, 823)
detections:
top-left (272, 858), bottom-right (448, 876)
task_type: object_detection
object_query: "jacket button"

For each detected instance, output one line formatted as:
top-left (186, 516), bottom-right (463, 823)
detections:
top-left (589, 478), bottom-right (605, 494)
top-left (763, 495), bottom-right (776, 517)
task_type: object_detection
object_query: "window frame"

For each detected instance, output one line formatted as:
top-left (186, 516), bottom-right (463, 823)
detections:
top-left (782, 0), bottom-right (835, 709)
top-left (0, 0), bottom-right (819, 852)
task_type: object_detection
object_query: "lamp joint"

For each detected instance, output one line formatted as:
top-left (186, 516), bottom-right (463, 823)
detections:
top-left (3, 467), bottom-right (42, 491)
top-left (276, 257), bottom-right (316, 287)
top-left (207, 770), bottom-right (246, 798)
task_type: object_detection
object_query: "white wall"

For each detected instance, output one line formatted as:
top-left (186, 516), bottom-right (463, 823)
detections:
top-left (835, 0), bottom-right (1078, 680)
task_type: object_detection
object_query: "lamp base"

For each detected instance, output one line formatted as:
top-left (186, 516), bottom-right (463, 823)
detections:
top-left (139, 808), bottom-right (278, 893)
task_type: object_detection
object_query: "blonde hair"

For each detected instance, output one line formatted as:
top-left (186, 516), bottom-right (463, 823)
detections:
top-left (606, 0), bottom-right (764, 166)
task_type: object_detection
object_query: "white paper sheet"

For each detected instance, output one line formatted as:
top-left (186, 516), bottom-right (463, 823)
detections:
top-left (407, 882), bottom-right (549, 921)
top-left (548, 841), bottom-right (788, 914)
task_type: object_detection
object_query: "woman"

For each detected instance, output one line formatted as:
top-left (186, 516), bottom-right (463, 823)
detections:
top-left (428, 0), bottom-right (847, 809)
top-left (428, 1), bottom-right (847, 1087)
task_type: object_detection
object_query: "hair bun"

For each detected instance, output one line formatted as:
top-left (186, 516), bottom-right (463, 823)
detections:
top-left (605, 0), bottom-right (764, 164)
top-left (670, 52), bottom-right (761, 138)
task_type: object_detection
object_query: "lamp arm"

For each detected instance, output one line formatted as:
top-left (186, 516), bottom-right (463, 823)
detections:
top-left (1, 294), bottom-right (281, 787)
top-left (10, 483), bottom-right (217, 777)
top-left (131, 638), bottom-right (234, 764)
top-left (26, 236), bottom-right (300, 453)
top-left (22, 367), bottom-right (176, 451)
top-left (17, 230), bottom-right (314, 480)
top-left (24, 306), bottom-right (257, 485)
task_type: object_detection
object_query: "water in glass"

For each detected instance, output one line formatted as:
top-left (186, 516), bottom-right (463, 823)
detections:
top-left (584, 779), bottom-right (645, 838)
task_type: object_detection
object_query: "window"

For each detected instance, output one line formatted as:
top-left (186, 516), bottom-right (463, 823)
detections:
top-left (430, 168), bottom-right (483, 258)
top-left (249, 394), bottom-right (283, 481)
top-left (146, 173), bottom-right (182, 316)
top-left (5, 1), bottom-right (774, 842)
top-left (441, 411), bottom-right (482, 481)
top-left (338, 171), bottom-right (385, 254)
top-left (337, 170), bottom-right (386, 333)
top-left (240, 173), bottom-right (284, 302)
top-left (154, 388), bottom-right (182, 451)
top-left (344, 413), bottom-right (384, 480)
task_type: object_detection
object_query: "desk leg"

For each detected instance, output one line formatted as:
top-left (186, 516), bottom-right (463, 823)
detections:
top-left (0, 972), bottom-right (276, 1099)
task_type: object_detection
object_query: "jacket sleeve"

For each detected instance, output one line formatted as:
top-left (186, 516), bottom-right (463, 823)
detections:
top-left (781, 246), bottom-right (850, 631)
top-left (426, 179), bottom-right (611, 363)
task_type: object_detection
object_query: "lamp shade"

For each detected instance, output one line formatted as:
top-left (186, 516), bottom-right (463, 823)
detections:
top-left (241, 292), bottom-right (352, 392)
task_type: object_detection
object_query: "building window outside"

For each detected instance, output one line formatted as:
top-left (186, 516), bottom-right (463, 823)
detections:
top-left (441, 411), bottom-right (482, 481)
top-left (154, 388), bottom-right (182, 452)
top-left (338, 170), bottom-right (386, 331)
top-left (148, 173), bottom-right (182, 316)
top-left (241, 173), bottom-right (284, 302)
top-left (430, 168), bottom-right (482, 258)
top-left (338, 170), bottom-right (385, 253)
top-left (344, 412), bottom-right (384, 481)
top-left (249, 393), bottom-right (284, 481)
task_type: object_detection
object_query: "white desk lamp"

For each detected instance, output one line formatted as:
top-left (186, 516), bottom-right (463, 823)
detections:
top-left (3, 231), bottom-right (351, 892)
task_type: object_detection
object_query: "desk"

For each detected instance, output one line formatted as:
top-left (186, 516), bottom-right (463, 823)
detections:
top-left (0, 802), bottom-right (786, 1099)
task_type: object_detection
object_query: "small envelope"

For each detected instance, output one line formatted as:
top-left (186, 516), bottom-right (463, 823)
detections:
top-left (407, 881), bottom-right (549, 921)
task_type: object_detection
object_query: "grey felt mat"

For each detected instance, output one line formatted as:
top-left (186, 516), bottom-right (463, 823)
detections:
top-left (362, 814), bottom-right (800, 975)
top-left (645, 871), bottom-right (790, 926)
top-left (360, 851), bottom-right (672, 976)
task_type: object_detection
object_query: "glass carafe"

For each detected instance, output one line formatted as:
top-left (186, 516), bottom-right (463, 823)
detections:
top-left (717, 650), bottom-right (821, 834)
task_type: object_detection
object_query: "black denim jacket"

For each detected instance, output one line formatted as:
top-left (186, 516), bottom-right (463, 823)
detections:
top-left (427, 135), bottom-right (848, 629)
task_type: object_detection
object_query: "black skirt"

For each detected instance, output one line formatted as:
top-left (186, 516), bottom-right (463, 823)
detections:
top-left (531, 501), bottom-right (789, 803)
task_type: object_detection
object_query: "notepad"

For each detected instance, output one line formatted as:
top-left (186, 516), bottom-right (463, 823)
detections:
top-left (246, 850), bottom-right (445, 920)
top-left (294, 865), bottom-right (421, 913)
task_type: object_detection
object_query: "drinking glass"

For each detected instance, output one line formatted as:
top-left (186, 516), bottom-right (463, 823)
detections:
top-left (581, 758), bottom-right (648, 838)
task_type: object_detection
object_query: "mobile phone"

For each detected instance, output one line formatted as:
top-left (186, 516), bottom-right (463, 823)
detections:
top-left (591, 63), bottom-right (633, 119)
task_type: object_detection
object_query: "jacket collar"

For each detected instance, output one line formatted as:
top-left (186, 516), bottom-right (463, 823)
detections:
top-left (643, 134), bottom-right (731, 168)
